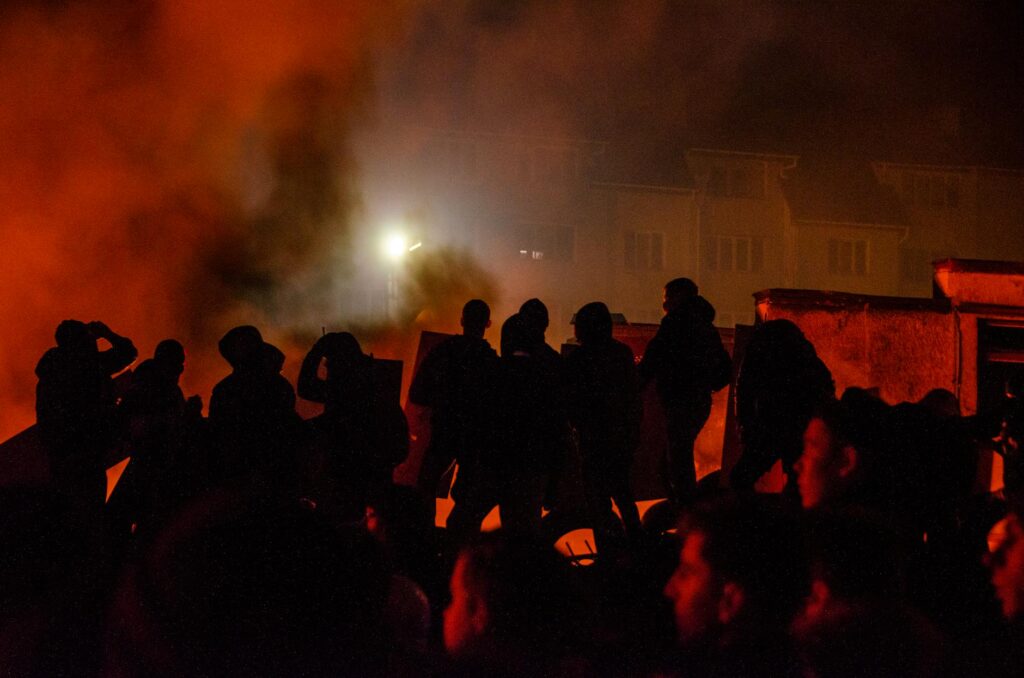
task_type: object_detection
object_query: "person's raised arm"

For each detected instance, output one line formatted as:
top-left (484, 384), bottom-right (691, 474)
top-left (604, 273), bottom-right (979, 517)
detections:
top-left (297, 335), bottom-right (330, 403)
top-left (89, 321), bottom-right (138, 375)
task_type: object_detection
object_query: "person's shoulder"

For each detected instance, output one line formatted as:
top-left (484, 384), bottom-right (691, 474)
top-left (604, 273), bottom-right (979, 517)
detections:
top-left (611, 339), bottom-right (637, 363)
top-left (34, 348), bottom-right (61, 377)
top-left (660, 310), bottom-right (689, 331)
top-left (431, 334), bottom-right (473, 358)
top-left (458, 335), bottom-right (498, 360)
top-left (563, 343), bottom-right (585, 364)
top-left (611, 338), bottom-right (634, 355)
top-left (212, 372), bottom-right (240, 393)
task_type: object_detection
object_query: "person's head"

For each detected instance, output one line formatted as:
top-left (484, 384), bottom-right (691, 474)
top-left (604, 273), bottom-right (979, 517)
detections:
top-left (499, 313), bottom-right (533, 357)
top-left (663, 498), bottom-right (808, 648)
top-left (460, 299), bottom-right (491, 338)
top-left (573, 302), bottom-right (613, 345)
top-left (663, 277), bottom-right (698, 314)
top-left (218, 326), bottom-right (264, 371)
top-left (795, 392), bottom-right (890, 511)
top-left (54, 319), bottom-right (94, 353)
top-left (444, 535), bottom-right (575, 657)
top-left (321, 332), bottom-right (367, 374)
top-left (518, 298), bottom-right (549, 339)
top-left (988, 511), bottom-right (1024, 621)
top-left (750, 319), bottom-right (810, 355)
top-left (261, 342), bottom-right (286, 374)
top-left (918, 388), bottom-right (960, 418)
top-left (153, 339), bottom-right (186, 377)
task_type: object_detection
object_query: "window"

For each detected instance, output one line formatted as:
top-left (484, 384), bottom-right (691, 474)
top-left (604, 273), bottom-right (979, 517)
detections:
top-left (624, 231), bottom-right (664, 270)
top-left (517, 225), bottom-right (574, 262)
top-left (704, 235), bottom-right (764, 273)
top-left (900, 171), bottom-right (960, 208)
top-left (828, 238), bottom-right (868, 276)
top-left (705, 164), bottom-right (763, 198)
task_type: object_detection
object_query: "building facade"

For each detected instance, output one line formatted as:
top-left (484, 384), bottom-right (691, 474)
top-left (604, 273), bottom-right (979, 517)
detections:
top-left (367, 130), bottom-right (1024, 338)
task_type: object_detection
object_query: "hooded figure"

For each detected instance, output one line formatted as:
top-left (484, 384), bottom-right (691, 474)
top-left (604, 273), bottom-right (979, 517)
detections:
top-left (639, 279), bottom-right (731, 505)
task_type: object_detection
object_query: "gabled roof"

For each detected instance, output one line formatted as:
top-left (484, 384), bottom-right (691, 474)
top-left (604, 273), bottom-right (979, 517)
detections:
top-left (783, 160), bottom-right (907, 226)
top-left (590, 139), bottom-right (696, 190)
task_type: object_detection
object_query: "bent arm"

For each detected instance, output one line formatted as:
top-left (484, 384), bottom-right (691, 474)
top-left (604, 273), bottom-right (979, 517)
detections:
top-left (297, 340), bottom-right (328, 403)
top-left (91, 322), bottom-right (138, 375)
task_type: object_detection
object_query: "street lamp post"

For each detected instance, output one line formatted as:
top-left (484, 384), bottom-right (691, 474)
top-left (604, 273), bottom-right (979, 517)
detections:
top-left (381, 232), bottom-right (422, 319)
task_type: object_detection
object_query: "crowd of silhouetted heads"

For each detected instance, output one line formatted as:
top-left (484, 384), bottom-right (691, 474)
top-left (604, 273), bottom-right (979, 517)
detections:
top-left (4, 289), bottom-right (1024, 676)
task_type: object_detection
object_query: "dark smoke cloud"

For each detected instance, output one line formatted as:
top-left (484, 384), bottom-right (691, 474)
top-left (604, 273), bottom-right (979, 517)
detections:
top-left (346, 0), bottom-right (1023, 335)
top-left (361, 0), bottom-right (1023, 163)
top-left (0, 0), bottom-right (413, 440)
top-left (4, 0), bottom-right (1020, 439)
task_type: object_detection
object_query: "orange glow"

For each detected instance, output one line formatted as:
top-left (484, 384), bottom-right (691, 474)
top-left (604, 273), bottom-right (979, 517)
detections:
top-left (0, 2), bottom-right (406, 444)
top-left (106, 457), bottom-right (131, 501)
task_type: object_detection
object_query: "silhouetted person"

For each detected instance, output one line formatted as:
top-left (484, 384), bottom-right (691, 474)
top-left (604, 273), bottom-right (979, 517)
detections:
top-left (793, 510), bottom-right (944, 678)
top-left (888, 398), bottom-right (976, 544)
top-left (794, 390), bottom-right (895, 515)
top-left (732, 319), bottom-right (834, 494)
top-left (408, 299), bottom-right (499, 530)
top-left (991, 507), bottom-right (1024, 618)
top-left (109, 339), bottom-right (204, 538)
top-left (883, 396), bottom-right (1003, 673)
top-left (105, 489), bottom-right (394, 677)
top-left (35, 319), bottom-right (137, 512)
top-left (32, 320), bottom-right (136, 674)
top-left (519, 297), bottom-right (561, 362)
top-left (0, 488), bottom-right (102, 677)
top-left (662, 497), bottom-right (808, 677)
top-left (444, 534), bottom-right (582, 675)
top-left (297, 331), bottom-right (408, 520)
top-left (208, 326), bottom-right (300, 488)
top-left (121, 340), bottom-right (190, 415)
top-left (639, 278), bottom-right (731, 505)
top-left (365, 484), bottom-right (445, 627)
top-left (565, 301), bottom-right (644, 551)
top-left (491, 313), bottom-right (569, 537)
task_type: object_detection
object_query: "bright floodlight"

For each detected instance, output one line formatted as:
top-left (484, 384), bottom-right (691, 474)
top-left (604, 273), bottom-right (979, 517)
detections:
top-left (383, 232), bottom-right (408, 261)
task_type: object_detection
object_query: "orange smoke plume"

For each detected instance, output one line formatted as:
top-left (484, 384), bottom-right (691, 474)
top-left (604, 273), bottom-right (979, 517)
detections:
top-left (0, 1), bottom-right (413, 441)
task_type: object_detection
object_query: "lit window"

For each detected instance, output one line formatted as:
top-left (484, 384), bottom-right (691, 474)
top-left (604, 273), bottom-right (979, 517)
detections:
top-left (517, 225), bottom-right (575, 262)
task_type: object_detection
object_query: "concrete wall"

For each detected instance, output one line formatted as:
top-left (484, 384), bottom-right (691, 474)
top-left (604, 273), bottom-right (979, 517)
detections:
top-left (754, 270), bottom-right (1024, 492)
top-left (934, 260), bottom-right (1024, 308)
top-left (754, 290), bottom-right (956, 407)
